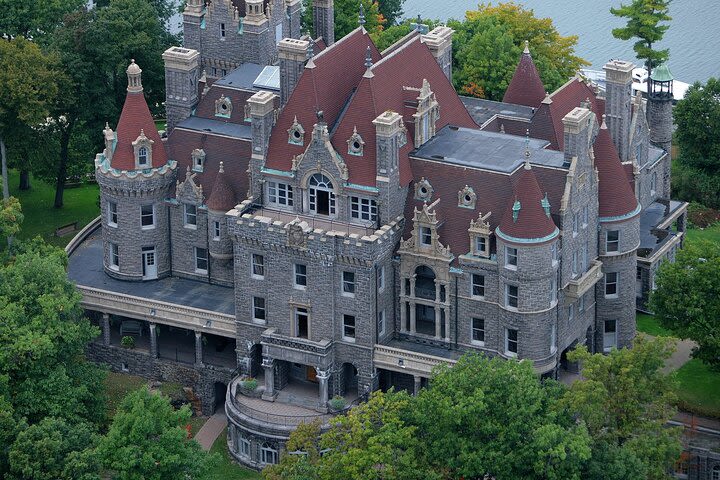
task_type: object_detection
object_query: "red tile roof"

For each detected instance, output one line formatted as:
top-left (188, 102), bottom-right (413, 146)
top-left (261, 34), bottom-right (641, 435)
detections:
top-left (594, 119), bottom-right (638, 218)
top-left (206, 162), bottom-right (237, 211)
top-left (529, 78), bottom-right (603, 151)
top-left (111, 90), bottom-right (168, 170)
top-left (194, 85), bottom-right (254, 125)
top-left (497, 163), bottom-right (558, 242)
top-left (503, 45), bottom-right (546, 108)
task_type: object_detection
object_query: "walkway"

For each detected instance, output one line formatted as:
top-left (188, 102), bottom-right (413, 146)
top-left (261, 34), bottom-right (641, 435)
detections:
top-left (194, 411), bottom-right (227, 451)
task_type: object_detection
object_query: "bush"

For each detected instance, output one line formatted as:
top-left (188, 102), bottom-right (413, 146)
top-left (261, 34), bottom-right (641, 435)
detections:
top-left (672, 161), bottom-right (720, 210)
top-left (240, 378), bottom-right (258, 391)
top-left (687, 202), bottom-right (720, 229)
top-left (329, 395), bottom-right (346, 411)
top-left (120, 336), bottom-right (135, 349)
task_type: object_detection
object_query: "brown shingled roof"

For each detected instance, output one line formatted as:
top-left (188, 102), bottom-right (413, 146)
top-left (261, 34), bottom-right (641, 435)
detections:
top-left (594, 118), bottom-right (639, 219)
top-left (111, 90), bottom-right (168, 170)
top-left (503, 43), bottom-right (546, 108)
top-left (206, 162), bottom-right (237, 211)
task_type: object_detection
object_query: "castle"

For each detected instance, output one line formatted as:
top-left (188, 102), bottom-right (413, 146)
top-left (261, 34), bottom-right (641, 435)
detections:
top-left (65, 0), bottom-right (706, 473)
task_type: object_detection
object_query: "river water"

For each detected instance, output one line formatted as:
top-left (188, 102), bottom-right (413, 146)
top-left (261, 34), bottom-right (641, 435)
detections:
top-left (401, 0), bottom-right (720, 83)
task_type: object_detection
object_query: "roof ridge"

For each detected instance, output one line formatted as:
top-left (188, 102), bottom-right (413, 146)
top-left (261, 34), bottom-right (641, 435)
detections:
top-left (372, 34), bottom-right (420, 70)
top-left (312, 27), bottom-right (367, 63)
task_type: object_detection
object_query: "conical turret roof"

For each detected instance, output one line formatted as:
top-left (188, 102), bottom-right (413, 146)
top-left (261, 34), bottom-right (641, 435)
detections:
top-left (503, 41), bottom-right (546, 108)
top-left (594, 117), bottom-right (639, 219)
top-left (206, 162), bottom-right (236, 211)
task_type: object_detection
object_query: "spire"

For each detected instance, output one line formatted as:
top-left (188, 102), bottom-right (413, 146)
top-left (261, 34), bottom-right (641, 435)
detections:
top-left (594, 114), bottom-right (639, 219)
top-left (126, 59), bottom-right (143, 93)
top-left (524, 129), bottom-right (531, 169)
top-left (502, 41), bottom-right (546, 108)
top-left (358, 2), bottom-right (366, 28)
top-left (219, 161), bottom-right (224, 173)
top-left (206, 161), bottom-right (236, 212)
top-left (364, 45), bottom-right (373, 68)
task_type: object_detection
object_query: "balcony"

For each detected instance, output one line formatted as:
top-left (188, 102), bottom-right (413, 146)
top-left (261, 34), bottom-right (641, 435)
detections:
top-left (261, 327), bottom-right (333, 368)
top-left (373, 342), bottom-right (459, 377)
top-left (565, 259), bottom-right (603, 299)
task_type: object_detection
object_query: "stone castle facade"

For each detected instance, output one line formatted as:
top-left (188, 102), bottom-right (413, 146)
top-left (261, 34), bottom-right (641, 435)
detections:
top-left (69, 0), bottom-right (704, 472)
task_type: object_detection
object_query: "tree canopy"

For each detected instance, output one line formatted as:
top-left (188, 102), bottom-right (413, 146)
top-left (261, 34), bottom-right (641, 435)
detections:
top-left (303, 0), bottom-right (386, 41)
top-left (0, 0), bottom-right (85, 40)
top-left (611, 0), bottom-right (671, 72)
top-left (449, 3), bottom-right (588, 100)
top-left (674, 78), bottom-right (720, 174)
top-left (650, 241), bottom-right (720, 369)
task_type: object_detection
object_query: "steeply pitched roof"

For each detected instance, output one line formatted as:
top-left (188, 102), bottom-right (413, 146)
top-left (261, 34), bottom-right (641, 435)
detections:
top-left (594, 118), bottom-right (639, 219)
top-left (503, 43), bottom-right (546, 108)
top-left (111, 90), bottom-right (168, 171)
top-left (206, 162), bottom-right (237, 211)
top-left (497, 162), bottom-right (558, 242)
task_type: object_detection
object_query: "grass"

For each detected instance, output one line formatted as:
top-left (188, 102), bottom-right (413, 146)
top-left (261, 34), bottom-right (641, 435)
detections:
top-left (187, 416), bottom-right (208, 436)
top-left (159, 381), bottom-right (186, 401)
top-left (636, 313), bottom-right (675, 337)
top-left (7, 170), bottom-right (99, 248)
top-left (203, 427), bottom-right (262, 480)
top-left (685, 222), bottom-right (720, 247)
top-left (672, 359), bottom-right (720, 419)
top-left (104, 371), bottom-right (147, 419)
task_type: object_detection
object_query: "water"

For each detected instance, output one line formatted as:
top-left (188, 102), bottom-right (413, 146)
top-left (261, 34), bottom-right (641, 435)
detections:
top-left (402, 0), bottom-right (720, 83)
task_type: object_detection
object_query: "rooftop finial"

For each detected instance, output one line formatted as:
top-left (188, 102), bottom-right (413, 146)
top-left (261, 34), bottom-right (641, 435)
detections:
top-left (307, 38), bottom-right (315, 60)
top-left (359, 2), bottom-right (366, 27)
top-left (365, 46), bottom-right (373, 68)
top-left (601, 114), bottom-right (608, 129)
top-left (524, 40), bottom-right (530, 54)
top-left (126, 59), bottom-right (143, 93)
top-left (219, 161), bottom-right (225, 174)
top-left (524, 129), bottom-right (531, 169)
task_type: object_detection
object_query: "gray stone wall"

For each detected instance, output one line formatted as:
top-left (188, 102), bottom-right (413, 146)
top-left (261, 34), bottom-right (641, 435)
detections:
top-left (313, 0), bottom-right (334, 46)
top-left (208, 210), bottom-right (235, 286)
top-left (169, 200), bottom-right (210, 282)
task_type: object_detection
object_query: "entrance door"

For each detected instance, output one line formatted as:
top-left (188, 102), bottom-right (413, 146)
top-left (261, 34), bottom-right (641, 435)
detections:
top-left (142, 247), bottom-right (157, 280)
top-left (295, 307), bottom-right (309, 339)
top-left (603, 319), bottom-right (618, 352)
top-left (306, 366), bottom-right (317, 382)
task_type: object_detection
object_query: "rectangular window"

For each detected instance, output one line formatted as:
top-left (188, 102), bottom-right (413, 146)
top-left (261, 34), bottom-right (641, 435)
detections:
top-left (267, 181), bottom-right (294, 207)
top-left (606, 230), bottom-right (620, 252)
top-left (294, 307), bottom-right (309, 338)
top-left (420, 226), bottom-right (432, 245)
top-left (572, 213), bottom-right (579, 236)
top-left (582, 205), bottom-right (589, 228)
top-left (195, 247), bottom-right (208, 273)
top-left (141, 204), bottom-right (154, 229)
top-left (471, 274), bottom-right (485, 298)
top-left (505, 246), bottom-right (518, 268)
top-left (572, 251), bottom-right (578, 277)
top-left (294, 264), bottom-right (307, 288)
top-left (550, 324), bottom-right (557, 353)
top-left (342, 271), bottom-right (355, 296)
top-left (238, 436), bottom-right (251, 458)
top-left (184, 204), bottom-right (197, 227)
top-left (505, 284), bottom-right (518, 309)
top-left (568, 304), bottom-right (575, 321)
top-left (350, 197), bottom-right (378, 222)
top-left (582, 242), bottom-right (589, 272)
top-left (471, 318), bottom-right (485, 345)
top-left (213, 221), bottom-right (221, 240)
top-left (110, 243), bottom-right (119, 269)
top-left (475, 236), bottom-right (487, 255)
top-left (579, 294), bottom-right (585, 312)
top-left (260, 445), bottom-right (277, 465)
top-left (251, 254), bottom-right (265, 278)
top-left (603, 319), bottom-right (617, 352)
top-left (108, 201), bottom-right (118, 227)
top-left (505, 328), bottom-right (518, 356)
top-left (343, 314), bottom-right (356, 341)
top-left (605, 272), bottom-right (618, 296)
top-left (378, 310), bottom-right (386, 335)
top-left (378, 266), bottom-right (385, 291)
top-left (252, 297), bottom-right (266, 323)
top-left (220, 22), bottom-right (226, 37)
top-left (550, 277), bottom-right (557, 305)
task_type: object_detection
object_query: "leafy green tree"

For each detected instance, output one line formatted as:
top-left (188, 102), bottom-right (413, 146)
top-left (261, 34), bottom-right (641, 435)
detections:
top-left (370, 18), bottom-right (441, 51)
top-left (674, 78), bottom-right (720, 174)
top-left (98, 387), bottom-right (213, 480)
top-left (563, 336), bottom-right (682, 480)
top-left (7, 417), bottom-right (100, 480)
top-left (0, 379), bottom-right (19, 478)
top-left (302, 0), bottom-right (385, 41)
top-left (263, 420), bottom-right (323, 480)
top-left (0, 197), bottom-right (23, 242)
top-left (449, 3), bottom-right (588, 100)
top-left (377, 0), bottom-right (404, 26)
top-left (0, 37), bottom-right (58, 207)
top-left (650, 241), bottom-right (720, 369)
top-left (0, 0), bottom-right (85, 40)
top-left (413, 354), bottom-right (590, 480)
top-left (0, 247), bottom-right (106, 425)
top-left (611, 0), bottom-right (671, 73)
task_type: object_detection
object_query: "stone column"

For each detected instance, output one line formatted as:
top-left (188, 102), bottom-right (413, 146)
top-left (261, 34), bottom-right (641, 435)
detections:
top-left (435, 282), bottom-right (441, 302)
top-left (101, 313), bottom-right (111, 346)
top-left (316, 368), bottom-right (330, 413)
top-left (413, 375), bottom-right (422, 396)
top-left (409, 301), bottom-right (417, 333)
top-left (149, 323), bottom-right (158, 359)
top-left (194, 331), bottom-right (204, 366)
top-left (444, 307), bottom-right (451, 343)
top-left (434, 306), bottom-right (441, 338)
top-left (400, 300), bottom-right (407, 332)
top-left (262, 358), bottom-right (276, 401)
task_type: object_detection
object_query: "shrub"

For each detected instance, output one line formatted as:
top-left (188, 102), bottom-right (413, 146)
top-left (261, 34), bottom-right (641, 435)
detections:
top-left (121, 336), bottom-right (135, 349)
top-left (241, 378), bottom-right (258, 391)
top-left (329, 395), bottom-right (346, 411)
top-left (687, 202), bottom-right (720, 229)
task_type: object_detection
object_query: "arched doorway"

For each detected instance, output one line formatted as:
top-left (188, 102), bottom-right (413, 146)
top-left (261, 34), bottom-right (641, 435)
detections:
top-left (213, 382), bottom-right (227, 413)
top-left (414, 265), bottom-right (436, 300)
top-left (308, 173), bottom-right (336, 216)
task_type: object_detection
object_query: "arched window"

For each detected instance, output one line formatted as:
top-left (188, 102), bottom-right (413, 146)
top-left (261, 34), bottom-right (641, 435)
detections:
top-left (414, 265), bottom-right (436, 301)
top-left (138, 147), bottom-right (148, 166)
top-left (308, 173), bottom-right (336, 216)
top-left (712, 465), bottom-right (720, 480)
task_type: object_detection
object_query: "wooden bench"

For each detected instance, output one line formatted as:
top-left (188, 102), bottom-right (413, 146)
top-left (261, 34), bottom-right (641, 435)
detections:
top-left (55, 221), bottom-right (78, 237)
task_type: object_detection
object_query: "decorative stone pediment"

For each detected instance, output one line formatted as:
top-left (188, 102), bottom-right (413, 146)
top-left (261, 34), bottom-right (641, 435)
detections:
top-left (400, 198), bottom-right (453, 260)
top-left (293, 123), bottom-right (349, 183)
top-left (176, 166), bottom-right (204, 204)
top-left (458, 185), bottom-right (476, 209)
top-left (469, 211), bottom-right (492, 257)
top-left (406, 79), bottom-right (440, 147)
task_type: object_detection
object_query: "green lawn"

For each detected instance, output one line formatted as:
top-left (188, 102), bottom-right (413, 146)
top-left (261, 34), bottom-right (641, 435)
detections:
top-left (673, 359), bottom-right (720, 419)
top-left (7, 170), bottom-right (99, 248)
top-left (104, 371), bottom-right (147, 420)
top-left (685, 223), bottom-right (720, 246)
top-left (636, 313), bottom-right (675, 337)
top-left (203, 427), bottom-right (262, 480)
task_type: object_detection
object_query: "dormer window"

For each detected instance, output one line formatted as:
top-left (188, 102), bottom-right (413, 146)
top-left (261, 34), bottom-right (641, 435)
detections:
top-left (411, 79), bottom-right (439, 147)
top-left (215, 95), bottom-right (232, 118)
top-left (347, 126), bottom-right (365, 156)
top-left (132, 129), bottom-right (154, 169)
top-left (458, 185), bottom-right (476, 209)
top-left (191, 149), bottom-right (206, 172)
top-left (468, 211), bottom-right (491, 258)
top-left (288, 116), bottom-right (305, 145)
top-left (420, 226), bottom-right (432, 246)
top-left (414, 177), bottom-right (433, 202)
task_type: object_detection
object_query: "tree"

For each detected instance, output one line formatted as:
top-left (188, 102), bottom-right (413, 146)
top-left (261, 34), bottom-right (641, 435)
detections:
top-left (0, 37), bottom-right (58, 208)
top-left (302, 0), bottom-right (385, 41)
top-left (369, 18), bottom-right (441, 51)
top-left (7, 417), bottom-right (100, 480)
top-left (263, 420), bottom-right (323, 480)
top-left (377, 0), bottom-right (404, 26)
top-left (98, 387), bottom-right (213, 480)
top-left (611, 0), bottom-right (671, 73)
top-left (674, 78), bottom-right (720, 174)
top-left (563, 336), bottom-right (682, 480)
top-left (0, 0), bottom-right (85, 40)
top-left (650, 241), bottom-right (720, 369)
top-left (0, 197), bottom-right (23, 243)
top-left (449, 3), bottom-right (588, 100)
top-left (413, 354), bottom-right (591, 480)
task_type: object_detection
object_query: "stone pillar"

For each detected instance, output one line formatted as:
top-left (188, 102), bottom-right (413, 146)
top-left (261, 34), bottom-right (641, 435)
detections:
top-left (313, 0), bottom-right (334, 46)
top-left (194, 331), bottom-right (204, 366)
top-left (278, 38), bottom-right (309, 106)
top-left (316, 368), bottom-right (330, 413)
top-left (149, 323), bottom-right (158, 359)
top-left (434, 282), bottom-right (441, 302)
top-left (413, 375), bottom-right (422, 396)
top-left (444, 307), bottom-right (450, 343)
top-left (603, 60), bottom-right (634, 162)
top-left (421, 26), bottom-right (454, 83)
top-left (409, 301), bottom-right (416, 333)
top-left (262, 357), bottom-right (276, 401)
top-left (101, 313), bottom-right (111, 346)
top-left (400, 300), bottom-right (407, 332)
top-left (434, 306), bottom-right (441, 338)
